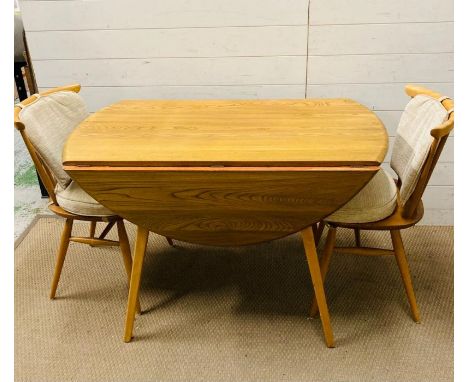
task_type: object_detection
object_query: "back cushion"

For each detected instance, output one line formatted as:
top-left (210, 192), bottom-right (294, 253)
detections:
top-left (390, 94), bottom-right (449, 204)
top-left (19, 91), bottom-right (88, 188)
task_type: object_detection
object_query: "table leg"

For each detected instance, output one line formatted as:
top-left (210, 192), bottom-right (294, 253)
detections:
top-left (301, 226), bottom-right (335, 348)
top-left (117, 220), bottom-right (141, 315)
top-left (123, 226), bottom-right (149, 342)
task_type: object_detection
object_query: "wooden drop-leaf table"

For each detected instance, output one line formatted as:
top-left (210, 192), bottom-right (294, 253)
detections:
top-left (63, 99), bottom-right (388, 347)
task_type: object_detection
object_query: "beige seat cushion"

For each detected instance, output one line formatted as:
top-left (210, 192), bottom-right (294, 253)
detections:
top-left (325, 169), bottom-right (398, 224)
top-left (56, 181), bottom-right (114, 217)
top-left (18, 91), bottom-right (88, 189)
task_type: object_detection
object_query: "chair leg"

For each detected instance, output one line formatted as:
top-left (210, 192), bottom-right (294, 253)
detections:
top-left (124, 226), bottom-right (149, 342)
top-left (98, 221), bottom-right (116, 240)
top-left (116, 220), bottom-right (141, 314)
top-left (310, 226), bottom-right (337, 317)
top-left (354, 228), bottom-right (361, 247)
top-left (301, 226), bottom-right (335, 348)
top-left (390, 229), bottom-right (421, 323)
top-left (89, 221), bottom-right (97, 238)
top-left (50, 218), bottom-right (74, 299)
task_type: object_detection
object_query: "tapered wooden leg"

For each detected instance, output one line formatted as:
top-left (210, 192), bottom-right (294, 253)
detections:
top-left (50, 218), bottom-right (74, 299)
top-left (89, 221), bottom-right (97, 238)
top-left (390, 229), bottom-right (421, 323)
top-left (166, 237), bottom-right (174, 246)
top-left (354, 228), bottom-right (361, 247)
top-left (98, 221), bottom-right (116, 240)
top-left (117, 220), bottom-right (141, 314)
top-left (310, 226), bottom-right (337, 317)
top-left (124, 226), bottom-right (149, 342)
top-left (301, 226), bottom-right (335, 348)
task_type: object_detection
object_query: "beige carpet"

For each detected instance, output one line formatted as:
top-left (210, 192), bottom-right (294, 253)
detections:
top-left (15, 218), bottom-right (453, 382)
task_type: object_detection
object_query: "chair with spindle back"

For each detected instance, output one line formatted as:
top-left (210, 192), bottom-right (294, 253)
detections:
top-left (311, 84), bottom-right (454, 323)
top-left (14, 84), bottom-right (172, 304)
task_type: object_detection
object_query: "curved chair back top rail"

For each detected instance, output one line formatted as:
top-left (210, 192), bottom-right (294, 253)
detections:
top-left (398, 84), bottom-right (454, 218)
top-left (14, 84), bottom-right (82, 207)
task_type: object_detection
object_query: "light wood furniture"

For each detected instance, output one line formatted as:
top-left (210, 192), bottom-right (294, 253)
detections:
top-left (310, 85), bottom-right (454, 322)
top-left (14, 85), bottom-right (139, 308)
top-left (63, 96), bottom-right (388, 347)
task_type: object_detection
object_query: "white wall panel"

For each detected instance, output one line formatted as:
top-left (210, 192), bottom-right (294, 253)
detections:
top-left (33, 56), bottom-right (306, 87)
top-left (309, 0), bottom-right (453, 25)
top-left (309, 23), bottom-right (453, 55)
top-left (27, 26), bottom-right (307, 60)
top-left (423, 186), bottom-right (453, 210)
top-left (307, 53), bottom-right (453, 84)
top-left (21, 0), bottom-right (309, 31)
top-left (420, 209), bottom-right (453, 225)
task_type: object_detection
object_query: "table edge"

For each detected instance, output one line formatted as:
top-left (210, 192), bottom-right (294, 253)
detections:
top-left (64, 165), bottom-right (382, 172)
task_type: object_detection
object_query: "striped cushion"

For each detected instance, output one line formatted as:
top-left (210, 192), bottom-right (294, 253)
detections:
top-left (56, 181), bottom-right (114, 217)
top-left (19, 91), bottom-right (88, 188)
top-left (325, 169), bottom-right (397, 224)
top-left (390, 95), bottom-right (450, 204)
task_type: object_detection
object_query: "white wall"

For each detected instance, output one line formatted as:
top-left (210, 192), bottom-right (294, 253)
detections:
top-left (21, 0), bottom-right (309, 104)
top-left (20, 0), bottom-right (454, 225)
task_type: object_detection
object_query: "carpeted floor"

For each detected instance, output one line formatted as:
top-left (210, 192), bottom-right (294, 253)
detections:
top-left (15, 218), bottom-right (453, 382)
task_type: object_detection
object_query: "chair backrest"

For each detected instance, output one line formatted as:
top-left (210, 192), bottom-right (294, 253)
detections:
top-left (14, 84), bottom-right (87, 205)
top-left (390, 85), bottom-right (454, 218)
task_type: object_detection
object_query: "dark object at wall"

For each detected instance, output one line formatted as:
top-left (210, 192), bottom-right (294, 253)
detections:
top-left (15, 11), bottom-right (49, 198)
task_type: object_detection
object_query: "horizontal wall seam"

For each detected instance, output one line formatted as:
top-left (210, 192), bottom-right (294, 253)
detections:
top-left (28, 55), bottom-right (308, 61)
top-left (24, 24), bottom-right (310, 33)
top-left (309, 21), bottom-right (453, 26)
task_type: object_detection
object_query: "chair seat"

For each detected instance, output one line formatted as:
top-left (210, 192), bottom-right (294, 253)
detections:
top-left (325, 168), bottom-right (398, 224)
top-left (56, 181), bottom-right (114, 217)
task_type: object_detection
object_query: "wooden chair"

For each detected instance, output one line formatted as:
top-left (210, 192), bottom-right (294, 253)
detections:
top-left (14, 84), bottom-right (171, 302)
top-left (311, 84), bottom-right (454, 322)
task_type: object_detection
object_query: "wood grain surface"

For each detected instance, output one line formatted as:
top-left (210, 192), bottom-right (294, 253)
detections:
top-left (65, 167), bottom-right (377, 246)
top-left (63, 99), bottom-right (388, 167)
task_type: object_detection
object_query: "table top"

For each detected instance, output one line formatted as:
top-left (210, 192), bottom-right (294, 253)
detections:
top-left (63, 99), bottom-right (388, 168)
